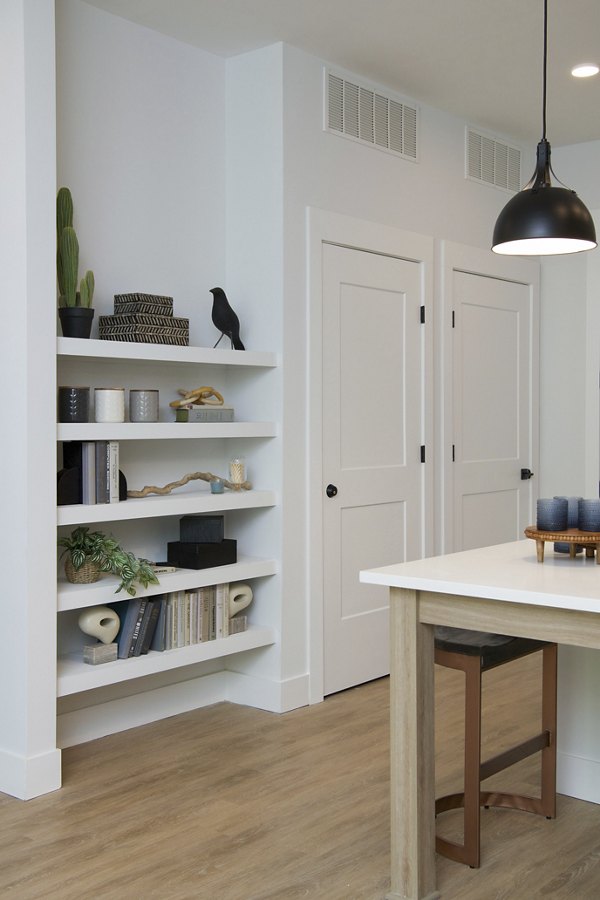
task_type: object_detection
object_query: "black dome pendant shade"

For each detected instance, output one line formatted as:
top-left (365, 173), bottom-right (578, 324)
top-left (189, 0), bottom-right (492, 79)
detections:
top-left (492, 1), bottom-right (597, 256)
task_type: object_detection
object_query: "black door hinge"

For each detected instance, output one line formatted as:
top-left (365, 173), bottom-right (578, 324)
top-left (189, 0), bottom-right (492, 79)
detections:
top-left (420, 445), bottom-right (426, 463)
top-left (452, 444), bottom-right (455, 462)
top-left (452, 310), bottom-right (455, 328)
top-left (420, 305), bottom-right (425, 324)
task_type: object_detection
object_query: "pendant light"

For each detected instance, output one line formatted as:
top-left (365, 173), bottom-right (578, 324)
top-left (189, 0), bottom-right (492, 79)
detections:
top-left (492, 0), bottom-right (597, 256)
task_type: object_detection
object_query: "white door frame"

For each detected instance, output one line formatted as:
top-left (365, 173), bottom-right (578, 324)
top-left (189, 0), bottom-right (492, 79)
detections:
top-left (307, 208), bottom-right (434, 703)
top-left (438, 241), bottom-right (540, 554)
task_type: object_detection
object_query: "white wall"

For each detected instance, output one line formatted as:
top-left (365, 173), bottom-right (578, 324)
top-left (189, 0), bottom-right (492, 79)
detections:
top-left (56, 0), bottom-right (226, 347)
top-left (538, 138), bottom-right (600, 802)
top-left (538, 253), bottom-right (588, 496)
top-left (279, 43), bottom-right (528, 692)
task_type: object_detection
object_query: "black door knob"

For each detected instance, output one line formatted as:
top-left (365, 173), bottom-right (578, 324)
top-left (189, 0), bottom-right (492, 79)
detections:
top-left (521, 468), bottom-right (534, 480)
top-left (326, 484), bottom-right (338, 498)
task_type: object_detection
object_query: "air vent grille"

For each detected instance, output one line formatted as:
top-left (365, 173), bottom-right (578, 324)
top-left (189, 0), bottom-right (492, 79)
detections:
top-left (326, 71), bottom-right (418, 161)
top-left (466, 128), bottom-right (521, 192)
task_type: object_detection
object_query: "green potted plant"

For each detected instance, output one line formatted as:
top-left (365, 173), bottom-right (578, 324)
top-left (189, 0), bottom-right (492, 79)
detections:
top-left (57, 187), bottom-right (95, 338)
top-left (58, 526), bottom-right (160, 596)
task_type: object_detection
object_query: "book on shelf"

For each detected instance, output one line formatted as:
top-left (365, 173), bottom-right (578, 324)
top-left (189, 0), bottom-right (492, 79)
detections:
top-left (81, 441), bottom-right (96, 504)
top-left (200, 586), bottom-right (213, 642)
top-left (149, 563), bottom-right (177, 574)
top-left (108, 440), bottom-right (119, 503)
top-left (115, 597), bottom-right (145, 659)
top-left (216, 583), bottom-right (230, 639)
top-left (174, 405), bottom-right (234, 423)
top-left (150, 596), bottom-right (168, 652)
top-left (134, 597), bottom-right (162, 656)
top-left (95, 440), bottom-right (109, 503)
top-left (127, 597), bottom-right (149, 657)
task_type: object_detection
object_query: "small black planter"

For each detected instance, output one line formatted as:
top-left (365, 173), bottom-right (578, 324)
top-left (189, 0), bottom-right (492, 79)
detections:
top-left (59, 306), bottom-right (95, 339)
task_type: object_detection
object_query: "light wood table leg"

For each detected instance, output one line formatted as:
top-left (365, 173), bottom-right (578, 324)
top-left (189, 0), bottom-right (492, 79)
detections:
top-left (535, 538), bottom-right (545, 563)
top-left (387, 588), bottom-right (440, 900)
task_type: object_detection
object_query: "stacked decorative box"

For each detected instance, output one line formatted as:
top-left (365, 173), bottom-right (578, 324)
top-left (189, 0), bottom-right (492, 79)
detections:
top-left (99, 293), bottom-right (189, 345)
top-left (167, 515), bottom-right (237, 569)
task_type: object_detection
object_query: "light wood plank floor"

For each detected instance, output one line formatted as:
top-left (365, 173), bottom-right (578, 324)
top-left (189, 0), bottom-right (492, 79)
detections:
top-left (2, 655), bottom-right (600, 899)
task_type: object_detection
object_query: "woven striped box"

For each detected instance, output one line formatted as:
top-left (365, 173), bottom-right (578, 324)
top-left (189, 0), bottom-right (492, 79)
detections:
top-left (113, 293), bottom-right (174, 316)
top-left (99, 314), bottom-right (189, 345)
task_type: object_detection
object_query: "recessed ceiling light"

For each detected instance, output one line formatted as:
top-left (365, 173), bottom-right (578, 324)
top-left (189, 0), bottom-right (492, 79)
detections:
top-left (571, 63), bottom-right (599, 78)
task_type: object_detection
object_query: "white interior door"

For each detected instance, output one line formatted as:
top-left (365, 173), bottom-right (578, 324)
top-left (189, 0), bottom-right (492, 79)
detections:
top-left (322, 243), bottom-right (426, 695)
top-left (451, 263), bottom-right (539, 550)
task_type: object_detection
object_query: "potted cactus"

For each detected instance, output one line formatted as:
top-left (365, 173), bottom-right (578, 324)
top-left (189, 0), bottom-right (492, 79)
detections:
top-left (57, 187), bottom-right (95, 338)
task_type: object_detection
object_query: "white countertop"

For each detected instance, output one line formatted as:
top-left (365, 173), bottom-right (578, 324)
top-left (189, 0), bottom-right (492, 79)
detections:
top-left (360, 540), bottom-right (600, 613)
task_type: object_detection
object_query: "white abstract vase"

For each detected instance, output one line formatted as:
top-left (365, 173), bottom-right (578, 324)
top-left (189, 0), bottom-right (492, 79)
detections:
top-left (78, 605), bottom-right (120, 644)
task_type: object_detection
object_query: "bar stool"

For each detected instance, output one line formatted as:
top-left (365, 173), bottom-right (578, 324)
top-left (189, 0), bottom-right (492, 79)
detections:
top-left (434, 627), bottom-right (557, 868)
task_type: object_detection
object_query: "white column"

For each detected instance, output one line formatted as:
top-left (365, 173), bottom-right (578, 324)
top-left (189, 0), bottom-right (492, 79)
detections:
top-left (0, 0), bottom-right (60, 798)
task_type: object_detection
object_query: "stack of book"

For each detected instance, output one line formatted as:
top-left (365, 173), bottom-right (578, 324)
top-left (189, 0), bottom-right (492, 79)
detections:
top-left (115, 595), bottom-right (163, 658)
top-left (58, 440), bottom-right (120, 505)
top-left (112, 584), bottom-right (247, 658)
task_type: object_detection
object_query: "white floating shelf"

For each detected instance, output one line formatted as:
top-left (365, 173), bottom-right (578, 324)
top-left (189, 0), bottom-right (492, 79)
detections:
top-left (57, 338), bottom-right (277, 368)
top-left (57, 490), bottom-right (277, 525)
top-left (57, 625), bottom-right (277, 696)
top-left (57, 422), bottom-right (277, 441)
top-left (57, 555), bottom-right (278, 611)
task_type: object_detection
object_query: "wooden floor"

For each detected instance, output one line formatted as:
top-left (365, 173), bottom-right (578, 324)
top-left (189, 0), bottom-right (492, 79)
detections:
top-left (2, 655), bottom-right (600, 899)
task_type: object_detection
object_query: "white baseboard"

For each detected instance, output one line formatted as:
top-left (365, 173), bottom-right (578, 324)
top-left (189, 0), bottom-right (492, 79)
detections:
top-left (57, 671), bottom-right (229, 748)
top-left (57, 670), bottom-right (310, 749)
top-left (0, 747), bottom-right (62, 800)
top-left (558, 751), bottom-right (600, 805)
top-left (226, 671), bottom-right (310, 712)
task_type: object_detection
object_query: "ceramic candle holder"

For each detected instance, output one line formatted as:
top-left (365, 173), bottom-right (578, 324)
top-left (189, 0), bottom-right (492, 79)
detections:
top-left (58, 386), bottom-right (90, 423)
top-left (536, 498), bottom-right (568, 531)
top-left (95, 387), bottom-right (125, 423)
top-left (129, 389), bottom-right (159, 423)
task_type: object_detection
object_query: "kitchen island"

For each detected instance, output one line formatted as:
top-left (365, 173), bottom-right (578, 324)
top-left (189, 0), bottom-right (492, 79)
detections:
top-left (360, 539), bottom-right (600, 900)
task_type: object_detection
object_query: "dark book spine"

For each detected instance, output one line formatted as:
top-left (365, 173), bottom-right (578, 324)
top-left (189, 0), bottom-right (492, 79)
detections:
top-left (137, 599), bottom-right (161, 655)
top-left (128, 599), bottom-right (149, 657)
top-left (150, 597), bottom-right (167, 652)
top-left (95, 441), bottom-right (109, 503)
top-left (116, 599), bottom-right (143, 659)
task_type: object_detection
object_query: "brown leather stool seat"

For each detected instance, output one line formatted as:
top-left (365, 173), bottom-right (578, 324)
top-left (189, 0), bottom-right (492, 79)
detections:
top-left (434, 626), bottom-right (557, 868)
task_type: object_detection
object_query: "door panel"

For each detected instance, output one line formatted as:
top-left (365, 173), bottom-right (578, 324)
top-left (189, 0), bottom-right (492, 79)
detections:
top-left (322, 243), bottom-right (425, 695)
top-left (453, 269), bottom-right (535, 550)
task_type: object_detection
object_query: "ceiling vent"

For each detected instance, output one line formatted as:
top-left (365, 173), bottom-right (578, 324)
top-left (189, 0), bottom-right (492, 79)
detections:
top-left (325, 70), bottom-right (418, 162)
top-left (466, 127), bottom-right (521, 193)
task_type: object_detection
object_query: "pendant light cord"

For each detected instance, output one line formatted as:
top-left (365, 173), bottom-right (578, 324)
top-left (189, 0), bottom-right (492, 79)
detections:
top-left (542, 0), bottom-right (547, 140)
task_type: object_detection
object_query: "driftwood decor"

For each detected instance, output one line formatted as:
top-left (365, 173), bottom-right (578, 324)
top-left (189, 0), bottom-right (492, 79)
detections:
top-left (127, 470), bottom-right (252, 498)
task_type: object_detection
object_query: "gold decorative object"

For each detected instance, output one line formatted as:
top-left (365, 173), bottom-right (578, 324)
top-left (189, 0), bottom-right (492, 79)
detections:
top-left (169, 386), bottom-right (224, 409)
top-left (127, 470), bottom-right (252, 498)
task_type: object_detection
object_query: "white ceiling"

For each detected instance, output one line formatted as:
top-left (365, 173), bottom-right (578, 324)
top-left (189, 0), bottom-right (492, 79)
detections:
top-left (84, 0), bottom-right (600, 147)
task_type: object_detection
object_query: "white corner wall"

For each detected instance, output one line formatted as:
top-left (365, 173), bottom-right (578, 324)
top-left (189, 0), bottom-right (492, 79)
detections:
top-left (0, 0), bottom-right (61, 799)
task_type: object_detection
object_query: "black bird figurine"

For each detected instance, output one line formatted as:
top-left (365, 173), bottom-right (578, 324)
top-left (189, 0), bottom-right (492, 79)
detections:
top-left (209, 287), bottom-right (245, 350)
